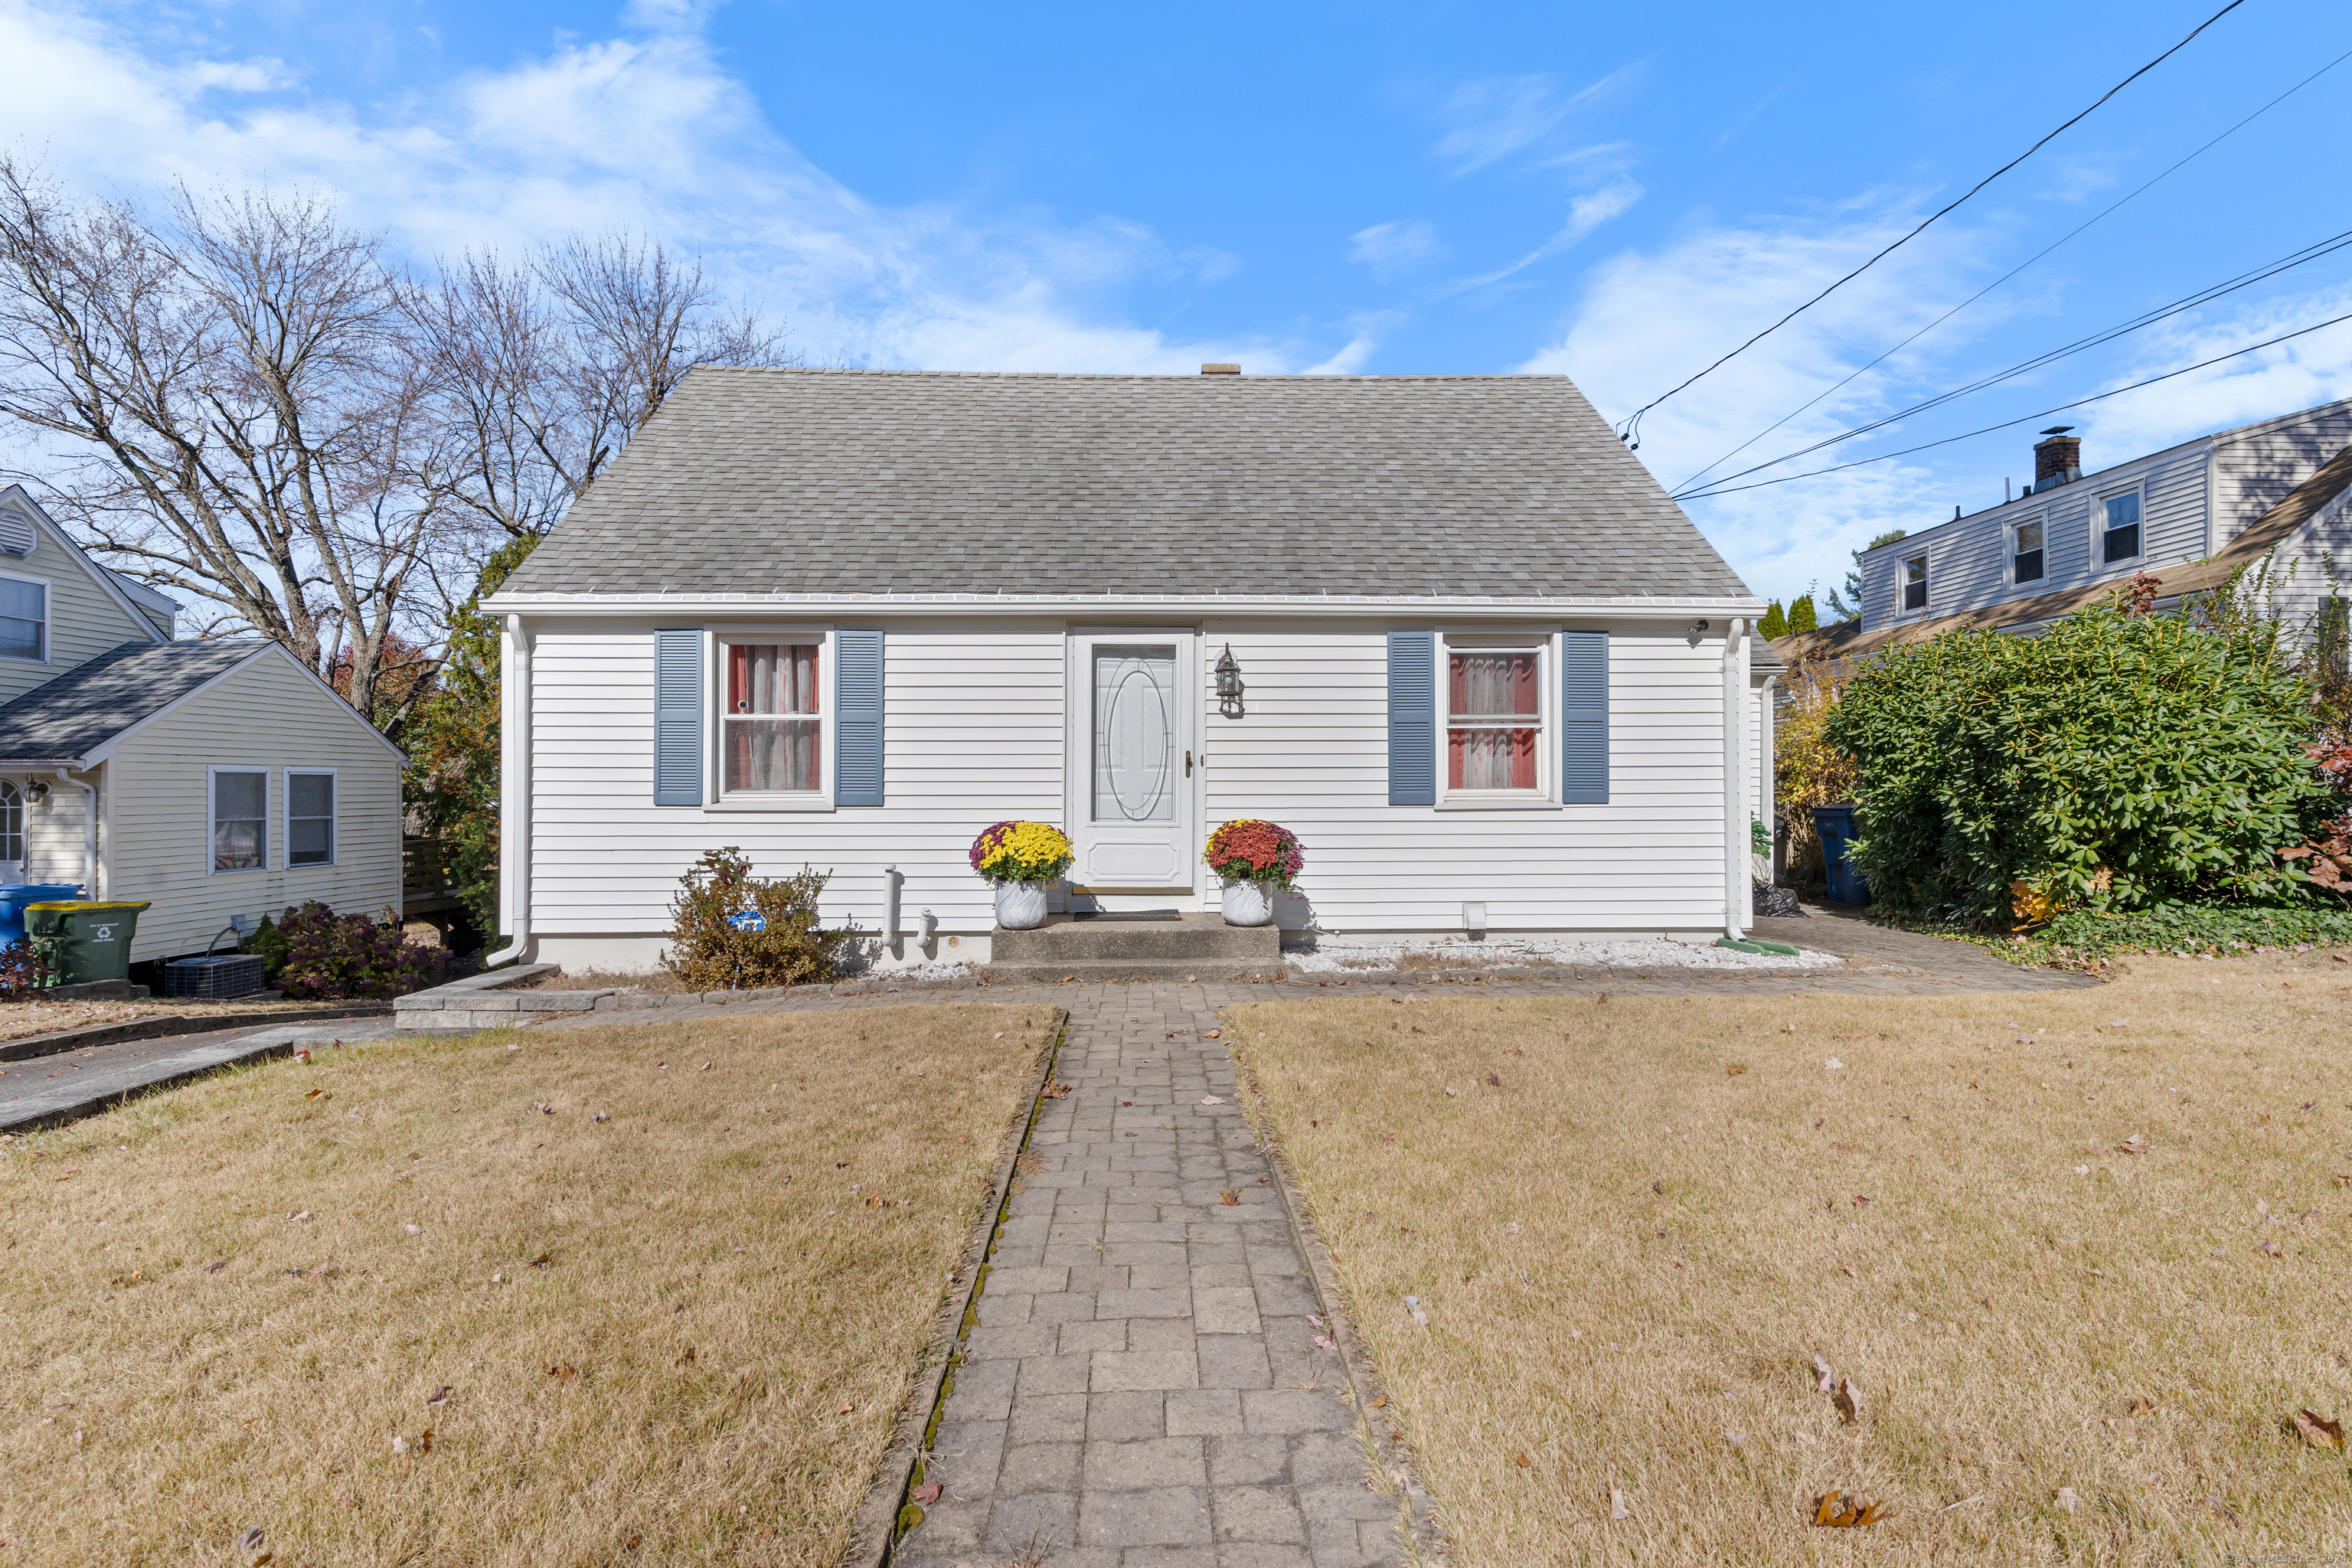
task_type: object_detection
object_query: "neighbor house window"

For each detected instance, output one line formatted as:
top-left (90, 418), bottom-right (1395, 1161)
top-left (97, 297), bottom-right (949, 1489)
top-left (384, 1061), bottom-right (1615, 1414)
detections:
top-left (1903, 554), bottom-right (1929, 612)
top-left (0, 779), bottom-right (20, 865)
top-left (286, 769), bottom-right (335, 866)
top-left (2013, 518), bottom-right (2045, 584)
top-left (211, 769), bottom-right (266, 871)
top-left (0, 576), bottom-right (44, 662)
top-left (721, 641), bottom-right (822, 794)
top-left (2102, 492), bottom-right (2142, 564)
top-left (1446, 638), bottom-right (1544, 794)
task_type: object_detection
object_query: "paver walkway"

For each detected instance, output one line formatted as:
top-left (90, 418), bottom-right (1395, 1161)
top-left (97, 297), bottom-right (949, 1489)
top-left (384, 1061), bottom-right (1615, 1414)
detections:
top-left (894, 991), bottom-right (1394, 1568)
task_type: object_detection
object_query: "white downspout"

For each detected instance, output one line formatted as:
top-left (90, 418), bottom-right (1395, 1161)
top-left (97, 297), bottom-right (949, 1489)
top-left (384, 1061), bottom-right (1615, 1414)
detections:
top-left (479, 614), bottom-right (534, 968)
top-left (1759, 675), bottom-right (1780, 886)
top-left (58, 765), bottom-right (97, 897)
top-left (1722, 619), bottom-right (1749, 940)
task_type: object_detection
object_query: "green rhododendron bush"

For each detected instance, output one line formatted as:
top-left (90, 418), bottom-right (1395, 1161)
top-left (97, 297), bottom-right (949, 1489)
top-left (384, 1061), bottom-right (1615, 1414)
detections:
top-left (1825, 602), bottom-right (2338, 923)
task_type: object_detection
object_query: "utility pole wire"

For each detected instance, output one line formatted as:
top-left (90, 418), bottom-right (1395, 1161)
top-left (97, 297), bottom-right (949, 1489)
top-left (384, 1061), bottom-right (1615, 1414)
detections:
top-left (1613, 0), bottom-right (2249, 446)
top-left (1671, 305), bottom-right (2352, 501)
top-left (1667, 39), bottom-right (2352, 497)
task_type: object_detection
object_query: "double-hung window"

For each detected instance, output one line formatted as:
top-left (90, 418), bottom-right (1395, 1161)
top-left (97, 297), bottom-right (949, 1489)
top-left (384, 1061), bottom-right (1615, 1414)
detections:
top-left (0, 575), bottom-right (44, 662)
top-left (1902, 554), bottom-right (1929, 612)
top-left (287, 769), bottom-right (335, 866)
top-left (1446, 637), bottom-right (1544, 796)
top-left (2013, 518), bottom-right (2045, 585)
top-left (2102, 491), bottom-right (2142, 564)
top-left (211, 769), bottom-right (266, 872)
top-left (720, 639), bottom-right (823, 796)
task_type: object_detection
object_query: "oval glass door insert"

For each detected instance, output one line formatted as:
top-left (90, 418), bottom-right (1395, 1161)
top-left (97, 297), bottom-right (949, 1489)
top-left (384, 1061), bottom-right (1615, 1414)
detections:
top-left (1093, 644), bottom-right (1176, 822)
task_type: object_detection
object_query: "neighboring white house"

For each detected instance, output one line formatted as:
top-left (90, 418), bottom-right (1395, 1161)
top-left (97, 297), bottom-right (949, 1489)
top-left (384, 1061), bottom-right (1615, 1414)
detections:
top-left (482, 367), bottom-right (1776, 972)
top-left (0, 485), bottom-right (407, 965)
top-left (1838, 400), bottom-right (2352, 649)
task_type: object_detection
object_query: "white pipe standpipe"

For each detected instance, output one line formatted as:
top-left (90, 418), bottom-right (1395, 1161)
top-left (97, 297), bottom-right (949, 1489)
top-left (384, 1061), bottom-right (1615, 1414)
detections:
top-left (1759, 674), bottom-right (1780, 886)
top-left (1721, 618), bottom-right (1749, 941)
top-left (57, 765), bottom-right (97, 897)
top-left (480, 614), bottom-right (534, 969)
top-left (883, 864), bottom-right (903, 955)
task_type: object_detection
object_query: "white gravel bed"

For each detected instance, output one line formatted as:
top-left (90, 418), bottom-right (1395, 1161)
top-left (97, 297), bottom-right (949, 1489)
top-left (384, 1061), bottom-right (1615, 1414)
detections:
top-left (1284, 933), bottom-right (1843, 973)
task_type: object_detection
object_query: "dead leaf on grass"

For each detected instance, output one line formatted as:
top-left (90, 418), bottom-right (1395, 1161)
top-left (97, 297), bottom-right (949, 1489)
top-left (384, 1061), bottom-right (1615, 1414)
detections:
top-left (2292, 1409), bottom-right (2345, 1452)
top-left (426, 1386), bottom-right (452, 1406)
top-left (1514, 1450), bottom-right (1532, 1468)
top-left (236, 1527), bottom-right (265, 1553)
top-left (835, 1402), bottom-right (853, 1415)
top-left (1609, 1487), bottom-right (1632, 1521)
top-left (1726, 1063), bottom-right (1749, 1076)
top-left (2126, 1396), bottom-right (2162, 1416)
top-left (303, 1089), bottom-right (323, 1100)
top-left (545, 1364), bottom-right (577, 1381)
top-left (204, 1259), bottom-right (227, 1272)
top-left (675, 1347), bottom-right (696, 1367)
top-left (1812, 1490), bottom-right (1887, 1527)
top-left (2116, 1132), bottom-right (2149, 1155)
top-left (1812, 1354), bottom-right (1835, 1393)
top-left (1370, 1395), bottom-right (1387, 1409)
top-left (2056, 1487), bottom-right (2080, 1514)
top-left (1833, 1376), bottom-right (1864, 1426)
top-left (526, 1253), bottom-right (552, 1268)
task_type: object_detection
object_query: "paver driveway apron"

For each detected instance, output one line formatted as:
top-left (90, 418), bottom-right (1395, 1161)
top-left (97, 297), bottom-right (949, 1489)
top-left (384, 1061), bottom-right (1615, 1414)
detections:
top-left (894, 990), bottom-right (1399, 1568)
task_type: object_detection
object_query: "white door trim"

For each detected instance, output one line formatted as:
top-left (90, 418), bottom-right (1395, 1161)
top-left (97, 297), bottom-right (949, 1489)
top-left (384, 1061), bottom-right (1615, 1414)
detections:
top-left (1064, 626), bottom-right (1200, 905)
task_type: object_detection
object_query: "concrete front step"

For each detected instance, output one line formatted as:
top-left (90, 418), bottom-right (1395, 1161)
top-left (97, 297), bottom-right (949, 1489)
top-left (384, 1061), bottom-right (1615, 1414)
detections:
top-left (982, 957), bottom-right (1288, 983)
top-left (989, 911), bottom-right (1279, 963)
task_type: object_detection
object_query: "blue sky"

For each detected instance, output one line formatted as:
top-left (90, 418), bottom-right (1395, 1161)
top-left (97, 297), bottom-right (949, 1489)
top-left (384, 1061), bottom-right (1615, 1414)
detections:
top-left (5, 0), bottom-right (2350, 602)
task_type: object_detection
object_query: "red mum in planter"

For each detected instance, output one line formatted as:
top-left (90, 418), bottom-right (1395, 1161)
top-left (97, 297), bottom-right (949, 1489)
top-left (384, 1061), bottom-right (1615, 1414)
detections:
top-left (1203, 819), bottom-right (1304, 890)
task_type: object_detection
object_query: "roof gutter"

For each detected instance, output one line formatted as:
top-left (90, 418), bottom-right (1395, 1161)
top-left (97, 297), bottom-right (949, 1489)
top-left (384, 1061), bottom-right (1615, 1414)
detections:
top-left (480, 593), bottom-right (1769, 620)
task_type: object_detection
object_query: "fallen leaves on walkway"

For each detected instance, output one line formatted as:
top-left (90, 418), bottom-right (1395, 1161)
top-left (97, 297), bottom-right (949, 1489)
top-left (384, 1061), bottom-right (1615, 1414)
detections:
top-left (1220, 1190), bottom-right (1240, 1206)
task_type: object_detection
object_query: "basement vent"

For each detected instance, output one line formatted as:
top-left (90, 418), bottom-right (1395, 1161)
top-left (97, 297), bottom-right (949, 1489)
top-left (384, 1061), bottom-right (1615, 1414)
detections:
top-left (0, 506), bottom-right (32, 558)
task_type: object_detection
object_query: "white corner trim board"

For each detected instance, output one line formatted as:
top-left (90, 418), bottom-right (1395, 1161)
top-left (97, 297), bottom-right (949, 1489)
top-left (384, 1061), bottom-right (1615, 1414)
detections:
top-left (1721, 618), bottom-right (1748, 941)
top-left (482, 614), bottom-right (534, 968)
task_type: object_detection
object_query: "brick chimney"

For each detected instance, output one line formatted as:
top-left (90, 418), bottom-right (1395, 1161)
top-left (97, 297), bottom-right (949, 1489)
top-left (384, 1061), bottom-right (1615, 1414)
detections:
top-left (2033, 426), bottom-right (2081, 491)
top-left (1200, 363), bottom-right (1240, 375)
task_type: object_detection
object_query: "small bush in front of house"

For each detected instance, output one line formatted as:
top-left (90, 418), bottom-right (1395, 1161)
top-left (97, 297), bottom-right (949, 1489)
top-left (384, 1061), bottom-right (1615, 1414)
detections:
top-left (273, 902), bottom-right (448, 1001)
top-left (0, 938), bottom-right (48, 1000)
top-left (665, 848), bottom-right (849, 991)
top-left (1826, 597), bottom-right (2338, 923)
top-left (240, 913), bottom-right (292, 984)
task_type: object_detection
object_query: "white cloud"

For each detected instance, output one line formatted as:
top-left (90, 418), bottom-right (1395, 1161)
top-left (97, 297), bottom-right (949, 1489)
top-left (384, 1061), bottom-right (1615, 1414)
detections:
top-left (1442, 181), bottom-right (1642, 296)
top-left (1303, 312), bottom-right (1406, 376)
top-left (0, 0), bottom-right (1302, 375)
top-left (1349, 220), bottom-right (1442, 279)
top-left (1432, 71), bottom-right (1628, 175)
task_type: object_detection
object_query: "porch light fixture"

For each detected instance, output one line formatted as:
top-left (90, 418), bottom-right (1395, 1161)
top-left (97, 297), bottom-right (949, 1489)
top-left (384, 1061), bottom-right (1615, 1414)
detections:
top-left (1214, 644), bottom-right (1246, 718)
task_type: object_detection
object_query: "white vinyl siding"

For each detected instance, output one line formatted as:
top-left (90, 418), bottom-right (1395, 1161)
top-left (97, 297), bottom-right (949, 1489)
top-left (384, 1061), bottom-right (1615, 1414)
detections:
top-left (0, 517), bottom-right (156, 706)
top-left (2211, 400), bottom-right (2352, 547)
top-left (102, 651), bottom-right (401, 962)
top-left (521, 618), bottom-right (1739, 940)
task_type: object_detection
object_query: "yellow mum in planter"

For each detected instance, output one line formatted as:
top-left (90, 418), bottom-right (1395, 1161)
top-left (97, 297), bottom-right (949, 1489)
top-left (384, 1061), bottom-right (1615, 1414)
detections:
top-left (970, 821), bottom-right (1074, 884)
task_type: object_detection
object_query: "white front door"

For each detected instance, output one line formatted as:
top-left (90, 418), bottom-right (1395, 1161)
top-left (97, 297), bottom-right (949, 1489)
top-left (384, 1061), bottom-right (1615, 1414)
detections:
top-left (1067, 629), bottom-right (1197, 894)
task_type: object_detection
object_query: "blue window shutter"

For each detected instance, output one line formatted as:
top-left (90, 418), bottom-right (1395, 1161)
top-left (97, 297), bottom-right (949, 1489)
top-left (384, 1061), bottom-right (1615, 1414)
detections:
top-left (834, 629), bottom-right (884, 806)
top-left (652, 629), bottom-right (703, 806)
top-left (1387, 631), bottom-right (1436, 806)
top-left (1560, 629), bottom-right (1609, 805)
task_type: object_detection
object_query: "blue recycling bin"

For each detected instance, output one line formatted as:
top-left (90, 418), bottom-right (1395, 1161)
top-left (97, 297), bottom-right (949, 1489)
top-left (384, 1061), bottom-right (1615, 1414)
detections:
top-left (1811, 805), bottom-right (1872, 906)
top-left (0, 883), bottom-right (84, 946)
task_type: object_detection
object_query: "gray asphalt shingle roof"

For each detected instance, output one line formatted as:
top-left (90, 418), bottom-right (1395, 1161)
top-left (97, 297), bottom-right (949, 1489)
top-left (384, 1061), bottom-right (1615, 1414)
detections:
top-left (0, 639), bottom-right (263, 760)
top-left (501, 369), bottom-right (1753, 600)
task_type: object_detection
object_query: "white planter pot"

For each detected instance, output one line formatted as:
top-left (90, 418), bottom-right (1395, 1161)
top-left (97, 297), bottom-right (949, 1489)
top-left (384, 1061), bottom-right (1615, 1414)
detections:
top-left (1220, 880), bottom-right (1275, 927)
top-left (994, 880), bottom-right (1049, 930)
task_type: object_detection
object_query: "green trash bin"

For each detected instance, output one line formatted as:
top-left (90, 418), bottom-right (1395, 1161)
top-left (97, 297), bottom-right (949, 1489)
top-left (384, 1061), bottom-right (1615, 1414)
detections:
top-left (26, 900), bottom-right (152, 985)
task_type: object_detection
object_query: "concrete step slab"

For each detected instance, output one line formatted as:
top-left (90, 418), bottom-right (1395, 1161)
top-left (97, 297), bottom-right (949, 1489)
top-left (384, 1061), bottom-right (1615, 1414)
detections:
top-left (982, 958), bottom-right (1287, 984)
top-left (991, 913), bottom-right (1279, 964)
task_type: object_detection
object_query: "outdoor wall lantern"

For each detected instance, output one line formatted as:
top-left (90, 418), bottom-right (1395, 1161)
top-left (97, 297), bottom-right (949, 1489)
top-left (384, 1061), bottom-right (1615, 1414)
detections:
top-left (1214, 644), bottom-right (1246, 718)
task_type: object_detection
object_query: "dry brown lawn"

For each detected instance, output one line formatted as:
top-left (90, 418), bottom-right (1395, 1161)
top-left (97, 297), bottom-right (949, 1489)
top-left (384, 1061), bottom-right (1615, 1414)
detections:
top-left (0, 1002), bottom-right (1060, 1566)
top-left (1230, 952), bottom-right (2352, 1564)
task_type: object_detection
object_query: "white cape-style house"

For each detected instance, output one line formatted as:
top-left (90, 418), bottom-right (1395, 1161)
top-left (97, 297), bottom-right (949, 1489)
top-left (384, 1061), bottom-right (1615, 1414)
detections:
top-left (479, 368), bottom-right (1779, 972)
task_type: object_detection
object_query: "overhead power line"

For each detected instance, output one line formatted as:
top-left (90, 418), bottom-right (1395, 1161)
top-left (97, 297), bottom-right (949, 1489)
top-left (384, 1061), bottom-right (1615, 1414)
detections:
top-left (1671, 225), bottom-right (2352, 500)
top-left (1612, 0), bottom-right (2249, 448)
top-left (1670, 305), bottom-right (2352, 501)
top-left (1668, 40), bottom-right (2352, 497)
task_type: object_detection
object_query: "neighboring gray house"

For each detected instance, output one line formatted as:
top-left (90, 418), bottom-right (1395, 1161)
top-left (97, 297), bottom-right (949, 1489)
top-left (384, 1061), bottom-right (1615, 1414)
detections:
top-left (480, 366), bottom-right (1779, 971)
top-left (0, 485), bottom-right (407, 965)
top-left (1795, 399), bottom-right (2352, 662)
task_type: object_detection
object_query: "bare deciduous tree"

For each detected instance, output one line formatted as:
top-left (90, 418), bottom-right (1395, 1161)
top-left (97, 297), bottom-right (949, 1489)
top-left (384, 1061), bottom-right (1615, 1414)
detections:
top-left (0, 157), bottom-right (441, 729)
top-left (410, 233), bottom-right (784, 541)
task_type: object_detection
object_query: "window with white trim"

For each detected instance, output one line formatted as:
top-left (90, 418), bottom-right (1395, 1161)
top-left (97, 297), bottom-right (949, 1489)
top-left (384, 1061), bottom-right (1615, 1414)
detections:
top-left (0, 779), bottom-right (21, 864)
top-left (211, 769), bottom-right (266, 871)
top-left (1902, 554), bottom-right (1929, 612)
top-left (1445, 635), bottom-right (1545, 796)
top-left (2101, 490), bottom-right (2142, 564)
top-left (287, 769), bottom-right (335, 866)
top-left (719, 639), bottom-right (824, 796)
top-left (0, 575), bottom-right (45, 662)
top-left (2013, 517), bottom-right (2045, 584)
